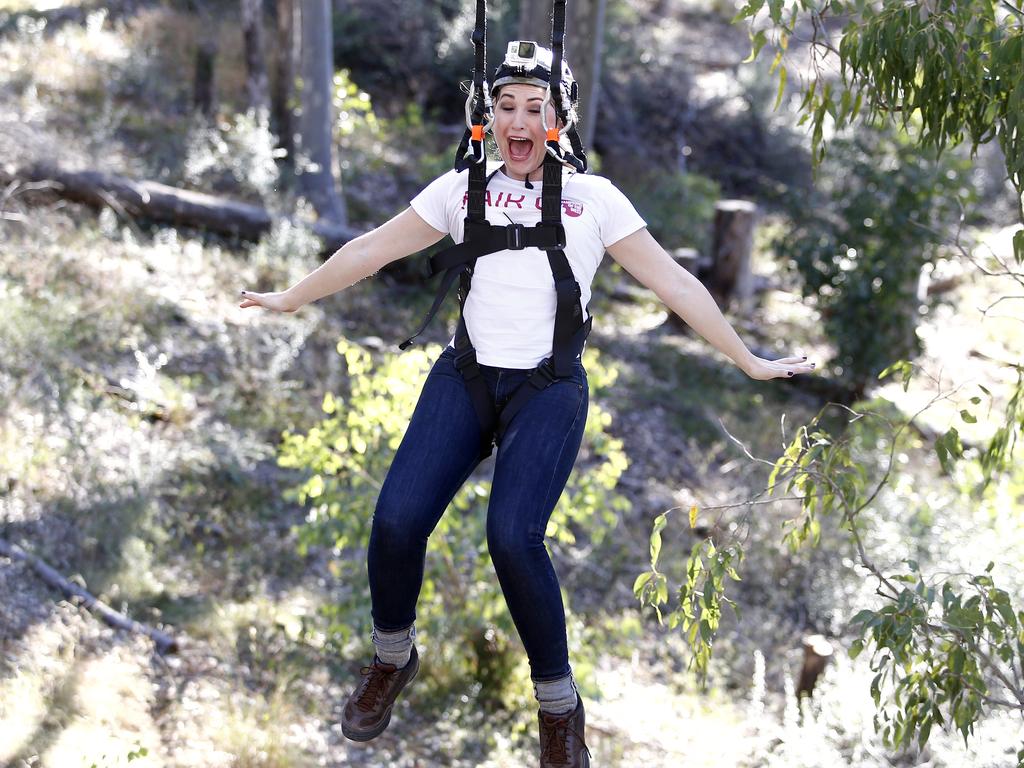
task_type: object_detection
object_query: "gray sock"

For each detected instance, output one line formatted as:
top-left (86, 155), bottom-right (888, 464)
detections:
top-left (534, 669), bottom-right (579, 715)
top-left (371, 622), bottom-right (416, 668)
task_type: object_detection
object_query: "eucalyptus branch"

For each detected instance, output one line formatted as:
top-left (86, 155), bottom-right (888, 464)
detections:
top-left (922, 620), bottom-right (1024, 709)
top-left (980, 294), bottom-right (1024, 315)
top-left (1001, 0), bottom-right (1024, 20)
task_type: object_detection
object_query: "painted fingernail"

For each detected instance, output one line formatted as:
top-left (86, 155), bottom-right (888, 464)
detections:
top-left (801, 355), bottom-right (807, 359)
top-left (788, 371), bottom-right (794, 376)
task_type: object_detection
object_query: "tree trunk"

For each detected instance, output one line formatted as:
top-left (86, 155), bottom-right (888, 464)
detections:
top-left (519, 0), bottom-right (606, 152)
top-left (272, 0), bottom-right (298, 167)
top-left (241, 0), bottom-right (271, 115)
top-left (517, 0), bottom-right (550, 41)
top-left (568, 0), bottom-right (606, 151)
top-left (297, 0), bottom-right (347, 224)
top-left (193, 26), bottom-right (218, 117)
top-left (707, 199), bottom-right (757, 310)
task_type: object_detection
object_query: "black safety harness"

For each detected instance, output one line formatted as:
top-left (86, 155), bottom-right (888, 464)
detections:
top-left (399, 0), bottom-right (590, 461)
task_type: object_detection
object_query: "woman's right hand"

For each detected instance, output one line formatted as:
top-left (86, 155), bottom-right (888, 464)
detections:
top-left (238, 289), bottom-right (300, 313)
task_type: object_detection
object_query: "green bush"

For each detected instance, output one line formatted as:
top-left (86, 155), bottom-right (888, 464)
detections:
top-left (773, 127), bottom-right (972, 396)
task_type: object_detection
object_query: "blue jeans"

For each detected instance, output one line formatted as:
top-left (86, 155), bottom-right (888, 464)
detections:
top-left (367, 345), bottom-right (589, 682)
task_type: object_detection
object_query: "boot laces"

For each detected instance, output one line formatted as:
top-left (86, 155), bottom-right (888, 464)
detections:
top-left (354, 660), bottom-right (396, 712)
top-left (540, 708), bottom-right (592, 764)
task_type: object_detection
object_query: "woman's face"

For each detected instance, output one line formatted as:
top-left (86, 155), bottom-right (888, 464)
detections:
top-left (492, 83), bottom-right (558, 181)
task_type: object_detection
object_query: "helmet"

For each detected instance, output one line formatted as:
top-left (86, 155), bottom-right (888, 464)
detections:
top-left (491, 40), bottom-right (579, 112)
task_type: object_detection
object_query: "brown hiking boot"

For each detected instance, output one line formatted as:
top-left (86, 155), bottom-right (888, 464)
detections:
top-left (341, 645), bottom-right (419, 742)
top-left (538, 695), bottom-right (592, 766)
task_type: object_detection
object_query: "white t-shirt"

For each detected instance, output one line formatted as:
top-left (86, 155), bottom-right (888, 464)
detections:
top-left (410, 165), bottom-right (647, 368)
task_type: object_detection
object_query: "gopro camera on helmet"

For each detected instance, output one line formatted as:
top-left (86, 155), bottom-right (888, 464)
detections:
top-left (505, 40), bottom-right (539, 69)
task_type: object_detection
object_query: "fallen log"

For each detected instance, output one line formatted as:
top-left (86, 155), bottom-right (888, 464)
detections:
top-left (0, 163), bottom-right (362, 253)
top-left (0, 536), bottom-right (180, 654)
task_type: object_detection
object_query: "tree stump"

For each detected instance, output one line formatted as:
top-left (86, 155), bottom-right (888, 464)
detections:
top-left (796, 633), bottom-right (834, 699)
top-left (672, 247), bottom-right (700, 275)
top-left (707, 199), bottom-right (757, 310)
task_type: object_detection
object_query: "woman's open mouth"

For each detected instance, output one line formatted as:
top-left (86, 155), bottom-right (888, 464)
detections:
top-left (508, 136), bottom-right (534, 162)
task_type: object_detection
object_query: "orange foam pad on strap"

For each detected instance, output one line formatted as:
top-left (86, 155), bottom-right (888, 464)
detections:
top-left (471, 125), bottom-right (485, 141)
top-left (546, 128), bottom-right (560, 142)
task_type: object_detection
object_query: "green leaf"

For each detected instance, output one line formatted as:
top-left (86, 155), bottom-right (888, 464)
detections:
top-left (774, 65), bottom-right (788, 110)
top-left (732, 0), bottom-right (765, 22)
top-left (650, 513), bottom-right (667, 566)
top-left (850, 609), bottom-right (876, 628)
top-left (633, 571), bottom-right (654, 596)
top-left (744, 29), bottom-right (768, 63)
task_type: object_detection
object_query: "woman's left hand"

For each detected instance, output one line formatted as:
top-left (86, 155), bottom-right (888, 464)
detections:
top-left (743, 354), bottom-right (816, 381)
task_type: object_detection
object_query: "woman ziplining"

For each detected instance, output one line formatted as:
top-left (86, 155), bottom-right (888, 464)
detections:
top-left (239, 7), bottom-right (815, 765)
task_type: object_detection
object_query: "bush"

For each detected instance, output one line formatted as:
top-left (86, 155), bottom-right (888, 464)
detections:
top-left (772, 127), bottom-right (973, 397)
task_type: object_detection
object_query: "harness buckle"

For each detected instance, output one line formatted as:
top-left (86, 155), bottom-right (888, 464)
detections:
top-left (530, 359), bottom-right (558, 388)
top-left (453, 347), bottom-right (480, 378)
top-left (506, 223), bottom-right (526, 250)
top-left (548, 223), bottom-right (567, 249)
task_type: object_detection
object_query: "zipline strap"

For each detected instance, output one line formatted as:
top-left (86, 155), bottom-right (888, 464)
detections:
top-left (454, 0), bottom-right (491, 170)
top-left (471, 0), bottom-right (487, 95)
top-left (549, 0), bottom-right (568, 122)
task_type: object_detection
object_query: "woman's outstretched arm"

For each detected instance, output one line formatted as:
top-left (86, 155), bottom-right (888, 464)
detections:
top-left (239, 207), bottom-right (447, 312)
top-left (606, 227), bottom-right (815, 381)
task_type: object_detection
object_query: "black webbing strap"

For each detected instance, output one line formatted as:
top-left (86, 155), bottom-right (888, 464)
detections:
top-left (454, 128), bottom-right (473, 171)
top-left (455, 0), bottom-right (489, 171)
top-left (398, 262), bottom-right (468, 351)
top-left (549, 0), bottom-right (568, 121)
top-left (467, 153), bottom-right (489, 221)
top-left (452, 272), bottom-right (497, 460)
top-left (453, 161), bottom-right (500, 459)
top-left (494, 313), bottom-right (591, 443)
top-left (428, 221), bottom-right (566, 275)
top-left (399, 167), bottom-right (501, 351)
top-left (471, 0), bottom-right (486, 95)
top-left (539, 151), bottom-right (584, 378)
top-left (543, 0), bottom-right (588, 173)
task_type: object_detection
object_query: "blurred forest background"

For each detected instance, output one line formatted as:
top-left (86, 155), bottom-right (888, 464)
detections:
top-left (1, 0), bottom-right (1023, 765)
